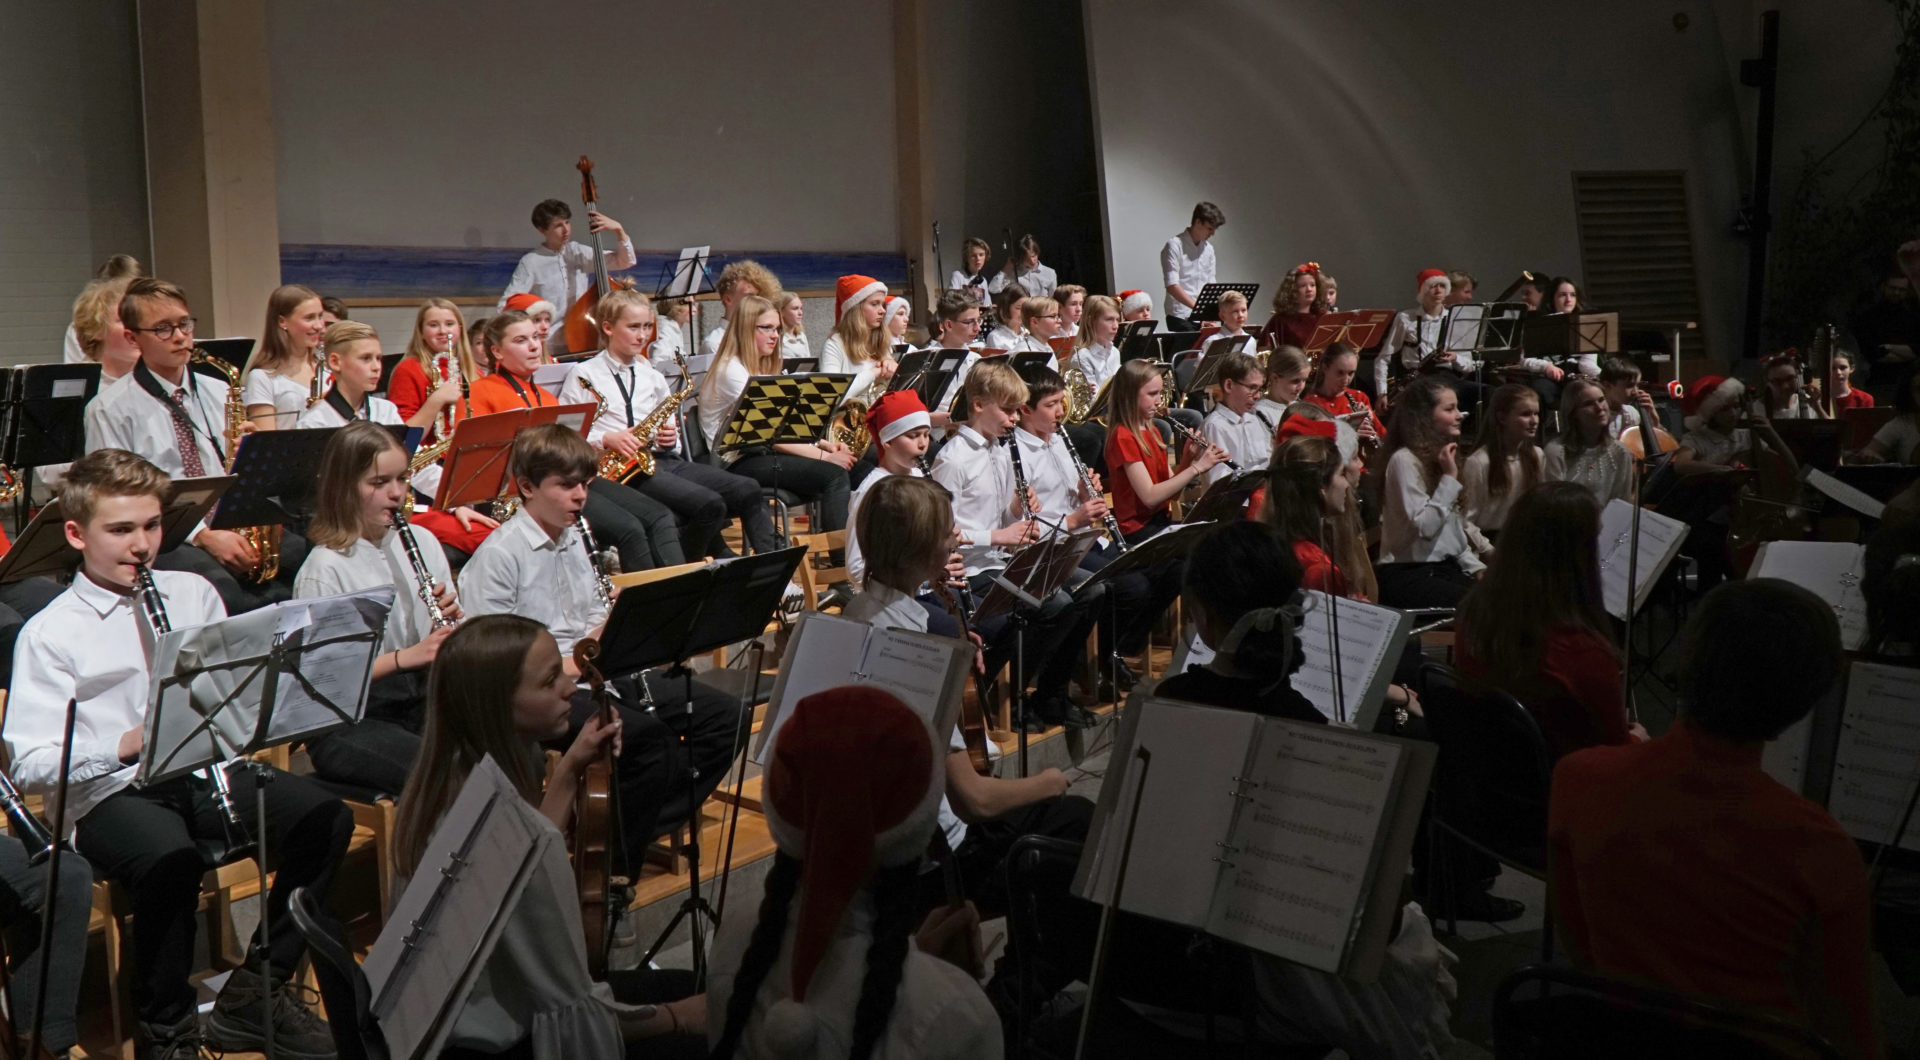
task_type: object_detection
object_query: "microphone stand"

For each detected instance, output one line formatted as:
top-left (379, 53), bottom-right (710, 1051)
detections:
top-left (23, 699), bottom-right (77, 1060)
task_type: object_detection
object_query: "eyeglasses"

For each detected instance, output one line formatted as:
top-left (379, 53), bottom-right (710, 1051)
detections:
top-left (1033, 312), bottom-right (1061, 319)
top-left (1223, 377), bottom-right (1261, 392)
top-left (132, 317), bottom-right (197, 340)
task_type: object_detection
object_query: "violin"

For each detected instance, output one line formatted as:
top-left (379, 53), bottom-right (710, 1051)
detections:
top-left (570, 638), bottom-right (621, 976)
top-left (561, 156), bottom-right (636, 354)
top-left (931, 580), bottom-right (993, 776)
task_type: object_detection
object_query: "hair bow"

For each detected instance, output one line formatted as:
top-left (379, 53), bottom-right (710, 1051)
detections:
top-left (1295, 262), bottom-right (1322, 275)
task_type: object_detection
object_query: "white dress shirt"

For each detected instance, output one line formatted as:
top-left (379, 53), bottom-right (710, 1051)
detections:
top-left (1013, 427), bottom-right (1084, 526)
top-left (780, 330), bottom-right (812, 362)
top-left (560, 350), bottom-right (672, 450)
top-left (294, 526), bottom-right (452, 653)
top-left (1460, 447), bottom-right (1541, 534)
top-left (651, 317), bottom-right (685, 372)
top-left (841, 577), bottom-right (928, 631)
top-left (700, 324), bottom-right (727, 359)
top-left (6, 569), bottom-right (226, 828)
top-left (459, 510), bottom-right (608, 656)
top-left (1160, 230), bottom-right (1216, 320)
top-left (85, 368), bottom-right (230, 476)
top-left (241, 367), bottom-right (314, 428)
top-left (948, 270), bottom-right (992, 306)
top-left (931, 426), bottom-right (1019, 576)
top-left (498, 239), bottom-right (637, 319)
top-left (1201, 406), bottom-right (1273, 482)
top-left (1253, 397), bottom-right (1290, 430)
top-left (696, 357), bottom-right (750, 458)
top-left (295, 393), bottom-right (402, 428)
top-left (1373, 308), bottom-right (1476, 397)
top-left (1378, 448), bottom-right (1487, 575)
top-left (988, 263), bottom-right (1057, 299)
top-left (982, 327), bottom-right (1023, 352)
top-left (1069, 342), bottom-right (1121, 392)
top-left (845, 467), bottom-right (924, 590)
top-left (1607, 402), bottom-right (1643, 439)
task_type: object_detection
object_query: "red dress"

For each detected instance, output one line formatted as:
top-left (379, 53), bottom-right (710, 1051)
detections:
top-left (1260, 311), bottom-right (1321, 351)
top-left (1105, 424), bottom-right (1171, 536)
top-left (1302, 387), bottom-right (1384, 437)
top-left (1454, 621), bottom-right (1629, 760)
top-left (1833, 388), bottom-right (1875, 412)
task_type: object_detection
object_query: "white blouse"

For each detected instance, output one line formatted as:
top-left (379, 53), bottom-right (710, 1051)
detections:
top-left (1378, 448), bottom-right (1487, 574)
top-left (818, 333), bottom-right (884, 403)
top-left (697, 356), bottom-right (751, 457)
top-left (242, 366), bottom-right (317, 428)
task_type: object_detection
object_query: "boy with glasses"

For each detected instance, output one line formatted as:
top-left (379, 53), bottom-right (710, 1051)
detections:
top-left (1201, 351), bottom-right (1272, 483)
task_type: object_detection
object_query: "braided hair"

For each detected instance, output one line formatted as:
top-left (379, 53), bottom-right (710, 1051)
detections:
top-left (846, 861), bottom-right (921, 1059)
top-left (710, 852), bottom-right (802, 1059)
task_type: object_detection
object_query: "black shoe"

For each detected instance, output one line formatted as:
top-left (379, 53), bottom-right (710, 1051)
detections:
top-left (1060, 705), bottom-right (1099, 730)
top-left (1017, 711), bottom-right (1050, 734)
top-left (205, 964), bottom-right (337, 1059)
top-left (1105, 657), bottom-right (1139, 691)
top-left (140, 1014), bottom-right (209, 1060)
top-left (1424, 889), bottom-right (1526, 924)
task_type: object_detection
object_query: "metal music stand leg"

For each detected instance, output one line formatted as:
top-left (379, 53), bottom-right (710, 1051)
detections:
top-left (643, 665), bottom-right (719, 986)
top-left (251, 763), bottom-right (276, 1060)
top-left (710, 642), bottom-right (763, 928)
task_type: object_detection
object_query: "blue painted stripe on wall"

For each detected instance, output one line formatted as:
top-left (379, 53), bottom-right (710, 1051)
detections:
top-left (280, 245), bottom-right (909, 300)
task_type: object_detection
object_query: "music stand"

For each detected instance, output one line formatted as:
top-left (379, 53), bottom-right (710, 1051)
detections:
top-left (206, 428), bottom-right (340, 532)
top-left (1118, 328), bottom-right (1162, 365)
top-left (593, 549), bottom-right (806, 983)
top-left (783, 356), bottom-right (820, 373)
top-left (1186, 337), bottom-right (1255, 395)
top-left (140, 585), bottom-right (390, 1057)
top-left (430, 405), bottom-right (595, 510)
top-left (1437, 302), bottom-right (1528, 366)
top-left (1010, 350), bottom-right (1053, 377)
top-left (973, 528), bottom-right (1099, 773)
top-left (1185, 468), bottom-right (1266, 523)
top-left (0, 361), bottom-right (100, 475)
top-left (376, 352), bottom-right (406, 396)
top-left (655, 245), bottom-right (715, 300)
top-left (1304, 310), bottom-right (1397, 355)
top-left (0, 477), bottom-right (230, 585)
top-left (1188, 283), bottom-right (1260, 324)
top-left (193, 338), bottom-right (258, 377)
top-left (1521, 311), bottom-right (1619, 364)
top-left (1047, 335), bottom-right (1076, 362)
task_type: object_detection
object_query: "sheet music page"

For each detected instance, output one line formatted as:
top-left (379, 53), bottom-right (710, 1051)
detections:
top-left (142, 609), bottom-right (279, 784)
top-left (1207, 721), bottom-right (1404, 974)
top-left (1804, 468), bottom-right (1886, 520)
top-left (262, 587), bottom-right (394, 745)
top-left (1598, 499), bottom-right (1689, 619)
top-left (1293, 591), bottom-right (1408, 729)
top-left (1750, 541), bottom-right (1869, 651)
top-left (1762, 714), bottom-right (1811, 796)
top-left (1825, 662), bottom-right (1920, 852)
top-left (1077, 698), bottom-right (1258, 930)
top-left (365, 756), bottom-right (543, 1060)
top-left (857, 631), bottom-right (969, 746)
top-left (753, 612), bottom-right (971, 763)
top-left (752, 612), bottom-right (870, 764)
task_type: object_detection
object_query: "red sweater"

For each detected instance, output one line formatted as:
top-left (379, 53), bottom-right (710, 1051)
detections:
top-left (1550, 722), bottom-right (1876, 1059)
top-left (1454, 622), bottom-right (1628, 760)
top-left (1260, 311), bottom-right (1321, 352)
top-left (1302, 387), bottom-right (1384, 438)
top-left (1105, 424), bottom-right (1171, 535)
top-left (1833, 388), bottom-right (1874, 412)
top-left (388, 357), bottom-right (470, 441)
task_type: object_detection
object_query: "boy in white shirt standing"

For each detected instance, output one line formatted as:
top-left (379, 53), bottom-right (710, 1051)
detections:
top-left (1161, 201), bottom-right (1225, 332)
top-left (7, 449), bottom-right (349, 1058)
top-left (561, 288), bottom-right (776, 558)
top-left (498, 198), bottom-right (635, 356)
top-left (989, 233), bottom-right (1058, 299)
top-left (458, 424), bottom-right (748, 868)
top-left (1200, 350), bottom-right (1273, 482)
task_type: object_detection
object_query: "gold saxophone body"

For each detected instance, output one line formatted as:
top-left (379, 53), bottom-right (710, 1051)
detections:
top-left (583, 352), bottom-right (696, 483)
top-left (189, 349), bottom-right (281, 582)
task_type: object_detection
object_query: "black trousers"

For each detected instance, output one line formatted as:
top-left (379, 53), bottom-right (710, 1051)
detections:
top-left (952, 795), bottom-right (1094, 919)
top-left (0, 577), bottom-right (61, 689)
top-left (729, 450), bottom-right (852, 533)
top-left (639, 454), bottom-right (779, 555)
top-left (1078, 540), bottom-right (1155, 659)
top-left (0, 836), bottom-right (92, 1052)
top-left (968, 571), bottom-right (1101, 710)
top-left (1164, 315), bottom-right (1200, 333)
top-left (307, 718), bottom-right (421, 798)
top-left (74, 768), bottom-right (353, 1026)
top-left (1116, 517), bottom-right (1186, 656)
top-left (1376, 560), bottom-right (1475, 609)
top-left (557, 670), bottom-right (750, 878)
top-left (586, 477), bottom-right (684, 571)
top-left (155, 529), bottom-right (311, 615)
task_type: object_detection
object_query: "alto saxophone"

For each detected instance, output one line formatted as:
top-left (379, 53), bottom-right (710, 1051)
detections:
top-left (584, 351), bottom-right (696, 484)
top-left (189, 349), bottom-right (280, 582)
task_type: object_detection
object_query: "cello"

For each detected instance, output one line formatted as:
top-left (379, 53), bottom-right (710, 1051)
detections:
top-left (569, 638), bottom-right (628, 976)
top-left (561, 156), bottom-right (635, 354)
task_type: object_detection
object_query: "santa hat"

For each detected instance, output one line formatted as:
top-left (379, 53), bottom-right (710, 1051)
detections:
top-left (758, 687), bottom-right (943, 1049)
top-left (866, 390), bottom-right (929, 445)
top-left (1275, 411), bottom-right (1359, 466)
top-left (1682, 374), bottom-right (1746, 431)
top-left (835, 275), bottom-right (888, 322)
top-left (503, 292), bottom-right (556, 319)
top-left (1119, 290), bottom-right (1152, 317)
top-left (883, 296), bottom-right (910, 328)
top-left (1415, 269), bottom-right (1449, 293)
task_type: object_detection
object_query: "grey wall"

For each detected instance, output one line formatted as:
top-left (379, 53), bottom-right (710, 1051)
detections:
top-left (267, 0), bottom-right (899, 254)
top-left (0, 1), bottom-right (150, 365)
top-left (1085, 0), bottom-right (1900, 367)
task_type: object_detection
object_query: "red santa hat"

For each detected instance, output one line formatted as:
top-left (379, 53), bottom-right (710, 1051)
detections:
top-left (757, 686), bottom-right (944, 1048)
top-left (503, 292), bottom-right (557, 319)
top-left (865, 390), bottom-right (930, 445)
top-left (883, 296), bottom-right (911, 329)
top-left (1682, 374), bottom-right (1746, 431)
top-left (1119, 289), bottom-right (1153, 317)
top-left (1275, 411), bottom-right (1359, 466)
top-left (835, 275), bottom-right (888, 322)
top-left (1415, 269), bottom-right (1449, 293)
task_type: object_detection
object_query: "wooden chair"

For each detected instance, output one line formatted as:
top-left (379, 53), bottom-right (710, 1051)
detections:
top-left (793, 529), bottom-right (849, 612)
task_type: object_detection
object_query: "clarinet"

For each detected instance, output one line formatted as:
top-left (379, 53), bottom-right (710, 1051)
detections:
top-left (0, 770), bottom-right (55, 865)
top-left (1166, 418), bottom-right (1241, 472)
top-left (134, 564), bottom-right (249, 847)
top-left (391, 509), bottom-right (452, 630)
top-left (575, 516), bottom-right (615, 609)
top-left (1062, 436), bottom-right (1128, 552)
top-left (1004, 433), bottom-right (1036, 523)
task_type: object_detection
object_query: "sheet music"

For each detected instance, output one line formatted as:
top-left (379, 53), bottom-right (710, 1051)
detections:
top-left (143, 609), bottom-right (275, 783)
top-left (1208, 721), bottom-right (1404, 974)
top-left (752, 612), bottom-right (969, 764)
top-left (1762, 715), bottom-right (1812, 796)
top-left (1750, 541), bottom-right (1869, 651)
top-left (1076, 699), bottom-right (1258, 929)
top-left (1803, 468), bottom-right (1886, 520)
top-left (263, 587), bottom-right (392, 744)
top-left (1825, 662), bottom-right (1920, 852)
top-left (365, 756), bottom-right (544, 1060)
top-left (1294, 591), bottom-right (1408, 730)
top-left (1597, 499), bottom-right (1689, 619)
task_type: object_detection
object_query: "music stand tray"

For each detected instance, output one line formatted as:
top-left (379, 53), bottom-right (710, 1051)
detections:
top-left (430, 405), bottom-right (595, 510)
top-left (0, 363), bottom-right (102, 470)
top-left (1188, 283), bottom-right (1260, 324)
top-left (717, 374), bottom-right (851, 454)
top-left (1304, 310), bottom-right (1396, 355)
top-left (206, 428), bottom-right (342, 532)
top-left (595, 547), bottom-right (806, 681)
top-left (0, 477), bottom-right (231, 584)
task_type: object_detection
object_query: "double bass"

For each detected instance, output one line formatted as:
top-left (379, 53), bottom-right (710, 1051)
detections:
top-left (561, 156), bottom-right (635, 354)
top-left (570, 638), bottom-right (628, 976)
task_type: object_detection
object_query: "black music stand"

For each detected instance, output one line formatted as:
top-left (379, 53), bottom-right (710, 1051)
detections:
top-left (594, 548), bottom-right (806, 984)
top-left (974, 528), bottom-right (1099, 773)
top-left (1010, 351), bottom-right (1053, 378)
top-left (1185, 469), bottom-right (1267, 523)
top-left (1189, 283), bottom-right (1260, 324)
top-left (1186, 338), bottom-right (1255, 395)
top-left (376, 352), bottom-right (406, 396)
top-left (784, 356), bottom-right (820, 373)
top-left (206, 428), bottom-right (340, 532)
top-left (898, 349), bottom-right (968, 411)
top-left (1521, 311), bottom-right (1618, 365)
top-left (0, 362), bottom-right (101, 518)
top-left (654, 245), bottom-right (715, 301)
top-left (0, 477), bottom-right (231, 584)
top-left (1437, 302), bottom-right (1529, 367)
top-left (194, 338), bottom-right (257, 376)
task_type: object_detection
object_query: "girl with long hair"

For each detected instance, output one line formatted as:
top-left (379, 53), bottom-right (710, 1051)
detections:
top-left (1460, 383), bottom-right (1543, 540)
top-left (392, 616), bottom-right (703, 1058)
top-left (1264, 430), bottom-right (1377, 601)
top-left (818, 274), bottom-right (899, 400)
top-left (1455, 482), bottom-right (1643, 759)
top-left (1260, 262), bottom-right (1328, 351)
top-left (1545, 378), bottom-right (1633, 505)
top-left (1256, 345), bottom-right (1312, 425)
top-left (387, 297), bottom-right (478, 441)
top-left (774, 290), bottom-right (811, 362)
top-left (1303, 341), bottom-right (1385, 441)
top-left (698, 295), bottom-right (854, 530)
top-left (1376, 376), bottom-right (1488, 607)
top-left (1105, 359), bottom-right (1227, 543)
top-left (241, 283), bottom-right (327, 430)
